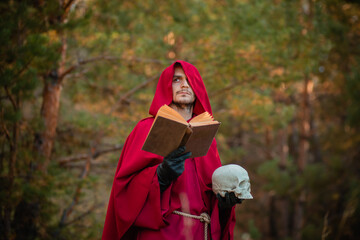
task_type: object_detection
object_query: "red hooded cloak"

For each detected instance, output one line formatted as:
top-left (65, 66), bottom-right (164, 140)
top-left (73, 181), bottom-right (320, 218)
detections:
top-left (102, 60), bottom-right (236, 240)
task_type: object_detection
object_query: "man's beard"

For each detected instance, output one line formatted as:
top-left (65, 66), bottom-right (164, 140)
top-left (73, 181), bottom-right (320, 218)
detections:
top-left (171, 100), bottom-right (195, 111)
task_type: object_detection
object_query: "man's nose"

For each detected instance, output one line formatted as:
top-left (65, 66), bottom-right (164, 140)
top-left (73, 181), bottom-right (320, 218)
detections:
top-left (181, 80), bottom-right (190, 88)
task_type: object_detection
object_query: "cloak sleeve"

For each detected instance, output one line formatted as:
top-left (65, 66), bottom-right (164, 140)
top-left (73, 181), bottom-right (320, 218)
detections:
top-left (102, 118), bottom-right (165, 240)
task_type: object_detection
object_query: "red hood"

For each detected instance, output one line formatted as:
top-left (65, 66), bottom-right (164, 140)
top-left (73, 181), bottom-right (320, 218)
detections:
top-left (149, 60), bottom-right (212, 116)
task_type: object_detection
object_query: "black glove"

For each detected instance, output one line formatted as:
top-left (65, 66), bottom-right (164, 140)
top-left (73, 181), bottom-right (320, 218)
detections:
top-left (157, 146), bottom-right (192, 192)
top-left (217, 192), bottom-right (243, 209)
top-left (217, 192), bottom-right (242, 230)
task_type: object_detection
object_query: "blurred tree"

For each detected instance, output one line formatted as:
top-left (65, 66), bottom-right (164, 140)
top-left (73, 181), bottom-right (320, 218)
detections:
top-left (0, 0), bottom-right (91, 239)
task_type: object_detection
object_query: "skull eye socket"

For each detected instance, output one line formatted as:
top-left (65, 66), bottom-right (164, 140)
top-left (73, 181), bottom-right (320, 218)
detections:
top-left (238, 180), bottom-right (250, 188)
top-left (238, 180), bottom-right (246, 186)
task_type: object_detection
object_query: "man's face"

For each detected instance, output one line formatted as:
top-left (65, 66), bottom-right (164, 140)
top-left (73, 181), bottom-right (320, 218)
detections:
top-left (172, 66), bottom-right (196, 105)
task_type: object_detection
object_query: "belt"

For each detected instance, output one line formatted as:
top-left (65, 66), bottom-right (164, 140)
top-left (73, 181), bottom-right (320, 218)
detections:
top-left (172, 210), bottom-right (211, 240)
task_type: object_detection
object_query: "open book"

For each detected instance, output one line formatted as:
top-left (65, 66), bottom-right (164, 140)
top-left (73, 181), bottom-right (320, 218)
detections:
top-left (142, 105), bottom-right (220, 158)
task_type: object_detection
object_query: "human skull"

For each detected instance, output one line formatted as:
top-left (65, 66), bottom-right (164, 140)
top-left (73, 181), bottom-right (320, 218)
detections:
top-left (212, 164), bottom-right (253, 199)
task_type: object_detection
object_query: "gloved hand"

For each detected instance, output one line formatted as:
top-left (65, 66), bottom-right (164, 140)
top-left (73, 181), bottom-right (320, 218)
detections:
top-left (217, 192), bottom-right (243, 229)
top-left (157, 146), bottom-right (192, 192)
top-left (217, 192), bottom-right (243, 209)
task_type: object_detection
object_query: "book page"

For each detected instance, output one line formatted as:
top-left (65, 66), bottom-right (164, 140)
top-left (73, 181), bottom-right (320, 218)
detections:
top-left (157, 105), bottom-right (188, 125)
top-left (190, 112), bottom-right (212, 123)
top-left (189, 111), bottom-right (219, 126)
top-left (190, 121), bottom-right (220, 127)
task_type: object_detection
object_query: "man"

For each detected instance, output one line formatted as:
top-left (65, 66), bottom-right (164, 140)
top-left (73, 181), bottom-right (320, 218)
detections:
top-left (102, 60), bottom-right (241, 240)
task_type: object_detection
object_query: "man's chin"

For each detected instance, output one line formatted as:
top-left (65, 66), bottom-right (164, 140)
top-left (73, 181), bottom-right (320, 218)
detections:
top-left (176, 101), bottom-right (193, 105)
top-left (171, 100), bottom-right (195, 110)
top-left (174, 97), bottom-right (195, 104)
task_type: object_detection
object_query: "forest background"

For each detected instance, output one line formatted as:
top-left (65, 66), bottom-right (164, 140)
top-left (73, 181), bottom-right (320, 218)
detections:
top-left (1, 0), bottom-right (360, 240)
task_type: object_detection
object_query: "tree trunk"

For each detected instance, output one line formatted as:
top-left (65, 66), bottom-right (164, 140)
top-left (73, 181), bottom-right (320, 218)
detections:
top-left (265, 127), bottom-right (273, 160)
top-left (293, 76), bottom-right (312, 240)
top-left (297, 77), bottom-right (311, 172)
top-left (38, 36), bottom-right (67, 172)
top-left (39, 77), bottom-right (61, 169)
top-left (0, 89), bottom-right (20, 240)
top-left (309, 103), bottom-right (322, 163)
top-left (278, 127), bottom-right (289, 168)
top-left (278, 128), bottom-right (291, 239)
top-left (268, 193), bottom-right (278, 239)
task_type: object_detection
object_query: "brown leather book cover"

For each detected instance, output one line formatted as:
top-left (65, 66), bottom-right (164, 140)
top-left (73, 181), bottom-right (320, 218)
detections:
top-left (185, 123), bottom-right (220, 157)
top-left (142, 106), bottom-right (220, 157)
top-left (142, 116), bottom-right (189, 157)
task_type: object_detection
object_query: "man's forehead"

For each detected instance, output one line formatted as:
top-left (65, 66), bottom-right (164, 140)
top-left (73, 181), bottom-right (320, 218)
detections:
top-left (173, 66), bottom-right (186, 76)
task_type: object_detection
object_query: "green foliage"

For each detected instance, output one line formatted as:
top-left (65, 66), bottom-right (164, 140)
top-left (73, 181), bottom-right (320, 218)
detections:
top-left (301, 163), bottom-right (328, 190)
top-left (302, 223), bottom-right (322, 240)
top-left (1, 0), bottom-right (360, 239)
top-left (248, 219), bottom-right (262, 240)
top-left (257, 158), bottom-right (297, 197)
top-left (346, 59), bottom-right (360, 127)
